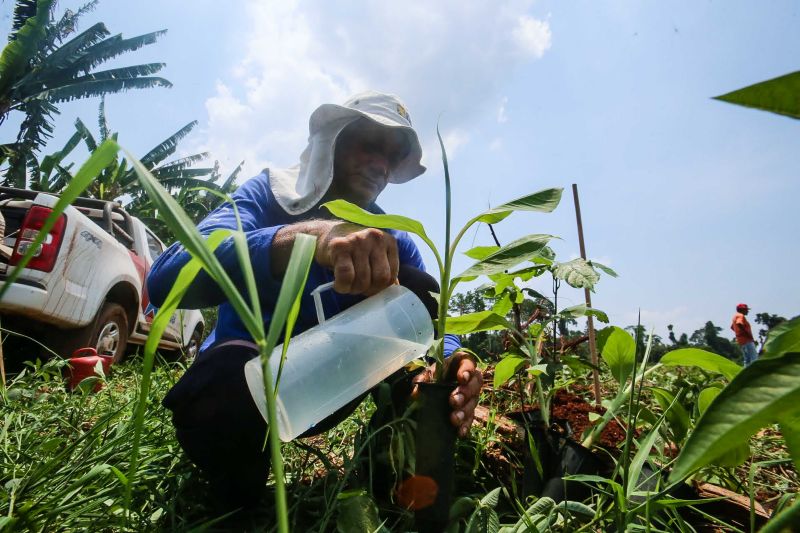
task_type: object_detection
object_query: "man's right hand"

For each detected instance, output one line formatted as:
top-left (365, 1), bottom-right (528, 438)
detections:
top-left (315, 222), bottom-right (399, 295)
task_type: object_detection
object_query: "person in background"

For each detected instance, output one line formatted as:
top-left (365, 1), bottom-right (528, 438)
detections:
top-left (146, 91), bottom-right (482, 509)
top-left (731, 303), bottom-right (757, 367)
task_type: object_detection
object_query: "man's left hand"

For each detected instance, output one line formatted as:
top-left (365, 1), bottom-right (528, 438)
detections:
top-left (412, 351), bottom-right (483, 438)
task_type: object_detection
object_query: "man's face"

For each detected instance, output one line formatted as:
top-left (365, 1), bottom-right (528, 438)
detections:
top-left (328, 118), bottom-right (411, 207)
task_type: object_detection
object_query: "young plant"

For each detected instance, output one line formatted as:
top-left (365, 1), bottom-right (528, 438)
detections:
top-left (322, 129), bottom-right (563, 381)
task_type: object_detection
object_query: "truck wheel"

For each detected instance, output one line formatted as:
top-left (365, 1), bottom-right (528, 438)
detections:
top-left (90, 302), bottom-right (129, 363)
top-left (184, 327), bottom-right (203, 361)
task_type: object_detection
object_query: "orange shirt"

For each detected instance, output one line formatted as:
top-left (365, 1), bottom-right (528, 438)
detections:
top-left (731, 313), bottom-right (754, 345)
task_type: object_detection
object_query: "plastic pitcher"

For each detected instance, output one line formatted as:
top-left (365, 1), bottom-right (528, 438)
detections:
top-left (244, 281), bottom-right (434, 441)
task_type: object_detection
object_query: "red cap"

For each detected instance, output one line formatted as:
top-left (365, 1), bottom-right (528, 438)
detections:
top-left (736, 303), bottom-right (750, 311)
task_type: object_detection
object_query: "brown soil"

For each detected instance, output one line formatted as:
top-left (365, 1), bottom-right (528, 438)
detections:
top-left (508, 388), bottom-right (629, 449)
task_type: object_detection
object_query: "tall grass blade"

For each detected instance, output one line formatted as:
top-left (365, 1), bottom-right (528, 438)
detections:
top-left (123, 230), bottom-right (229, 515)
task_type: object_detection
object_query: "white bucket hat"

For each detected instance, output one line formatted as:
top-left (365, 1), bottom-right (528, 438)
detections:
top-left (269, 91), bottom-right (426, 215)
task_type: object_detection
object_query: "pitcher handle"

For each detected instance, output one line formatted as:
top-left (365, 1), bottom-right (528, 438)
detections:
top-left (310, 281), bottom-right (335, 324)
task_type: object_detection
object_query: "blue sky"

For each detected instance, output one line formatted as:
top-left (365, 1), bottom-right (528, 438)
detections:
top-left (2, 1), bottom-right (798, 340)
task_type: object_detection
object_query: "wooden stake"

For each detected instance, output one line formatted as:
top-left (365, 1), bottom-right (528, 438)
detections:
top-left (572, 184), bottom-right (601, 406)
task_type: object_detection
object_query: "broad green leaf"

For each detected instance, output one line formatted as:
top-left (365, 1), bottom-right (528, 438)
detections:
top-left (527, 364), bottom-right (549, 376)
top-left (762, 316), bottom-right (800, 358)
top-left (551, 258), bottom-right (600, 290)
top-left (480, 487), bottom-right (502, 508)
top-left (600, 327), bottom-right (636, 385)
top-left (669, 353), bottom-right (800, 482)
top-left (465, 506), bottom-right (500, 533)
top-left (589, 260), bottom-right (618, 278)
top-left (321, 199), bottom-right (441, 271)
top-left (493, 355), bottom-right (526, 388)
top-left (456, 234), bottom-right (553, 280)
top-left (714, 71), bottom-right (800, 120)
top-left (697, 387), bottom-right (722, 414)
top-left (660, 348), bottom-right (741, 381)
top-left (322, 199), bottom-right (428, 238)
top-left (559, 304), bottom-right (609, 323)
top-left (336, 491), bottom-right (386, 533)
top-left (491, 292), bottom-right (513, 317)
top-left (475, 188), bottom-right (563, 224)
top-left (777, 410), bottom-right (800, 472)
top-left (595, 326), bottom-right (615, 353)
top-left (650, 387), bottom-right (690, 443)
top-left (465, 245), bottom-right (499, 260)
top-left (446, 311), bottom-right (511, 335)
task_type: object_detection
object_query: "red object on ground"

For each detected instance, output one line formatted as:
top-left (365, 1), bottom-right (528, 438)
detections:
top-left (66, 348), bottom-right (113, 392)
top-left (396, 475), bottom-right (439, 510)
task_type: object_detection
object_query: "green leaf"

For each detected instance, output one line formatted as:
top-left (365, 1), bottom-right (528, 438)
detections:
top-left (762, 316), bottom-right (800, 358)
top-left (650, 387), bottom-right (690, 444)
top-left (551, 258), bottom-right (600, 290)
top-left (465, 245), bottom-right (500, 260)
top-left (456, 234), bottom-right (553, 280)
top-left (480, 487), bottom-right (502, 508)
top-left (558, 304), bottom-right (609, 323)
top-left (475, 188), bottom-right (563, 224)
top-left (697, 387), bottom-right (722, 414)
top-left (446, 311), bottom-right (511, 335)
top-left (696, 388), bottom-right (750, 468)
top-left (626, 417), bottom-right (665, 495)
top-left (493, 355), bottom-right (527, 388)
top-left (491, 292), bottom-right (513, 317)
top-left (321, 199), bottom-right (441, 272)
top-left (336, 491), bottom-right (386, 533)
top-left (778, 410), bottom-right (800, 472)
top-left (713, 71), bottom-right (800, 120)
top-left (322, 199), bottom-right (428, 238)
top-left (660, 348), bottom-right (741, 381)
top-left (601, 327), bottom-right (636, 385)
top-left (588, 260), bottom-right (618, 278)
top-left (669, 353), bottom-right (800, 482)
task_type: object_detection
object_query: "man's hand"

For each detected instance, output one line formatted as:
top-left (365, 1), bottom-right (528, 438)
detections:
top-left (412, 351), bottom-right (483, 438)
top-left (316, 222), bottom-right (399, 295)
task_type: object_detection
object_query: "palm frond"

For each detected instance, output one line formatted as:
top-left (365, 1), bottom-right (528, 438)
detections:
top-left (152, 152), bottom-right (209, 172)
top-left (98, 96), bottom-right (109, 141)
top-left (221, 160), bottom-right (244, 192)
top-left (74, 116), bottom-right (98, 151)
top-left (29, 76), bottom-right (172, 104)
top-left (66, 30), bottom-right (167, 75)
top-left (45, 1), bottom-right (99, 49)
top-left (153, 169), bottom-right (218, 183)
top-left (39, 129), bottom-right (82, 180)
top-left (0, 1), bottom-right (50, 97)
top-left (31, 22), bottom-right (110, 74)
top-left (140, 120), bottom-right (198, 166)
top-left (11, 0), bottom-right (44, 35)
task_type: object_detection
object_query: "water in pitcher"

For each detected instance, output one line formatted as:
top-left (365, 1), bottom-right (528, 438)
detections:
top-left (271, 331), bottom-right (429, 440)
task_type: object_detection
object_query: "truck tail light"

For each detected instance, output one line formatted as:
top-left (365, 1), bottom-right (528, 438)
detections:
top-left (9, 206), bottom-right (67, 273)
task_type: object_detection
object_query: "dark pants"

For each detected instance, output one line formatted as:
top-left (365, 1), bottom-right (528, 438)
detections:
top-left (163, 266), bottom-right (439, 510)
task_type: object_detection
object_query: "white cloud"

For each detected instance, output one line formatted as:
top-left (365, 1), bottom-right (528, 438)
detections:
top-left (512, 14), bottom-right (553, 58)
top-left (497, 96), bottom-right (509, 123)
top-left (489, 138), bottom-right (503, 151)
top-left (200, 0), bottom-right (552, 179)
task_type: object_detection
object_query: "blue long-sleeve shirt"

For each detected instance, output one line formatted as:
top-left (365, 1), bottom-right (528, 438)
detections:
top-left (147, 171), bottom-right (460, 358)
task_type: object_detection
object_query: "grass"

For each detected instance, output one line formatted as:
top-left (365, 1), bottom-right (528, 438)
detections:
top-left (1, 339), bottom-right (797, 532)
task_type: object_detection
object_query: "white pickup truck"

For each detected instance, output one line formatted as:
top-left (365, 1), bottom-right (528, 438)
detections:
top-left (0, 186), bottom-right (204, 362)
